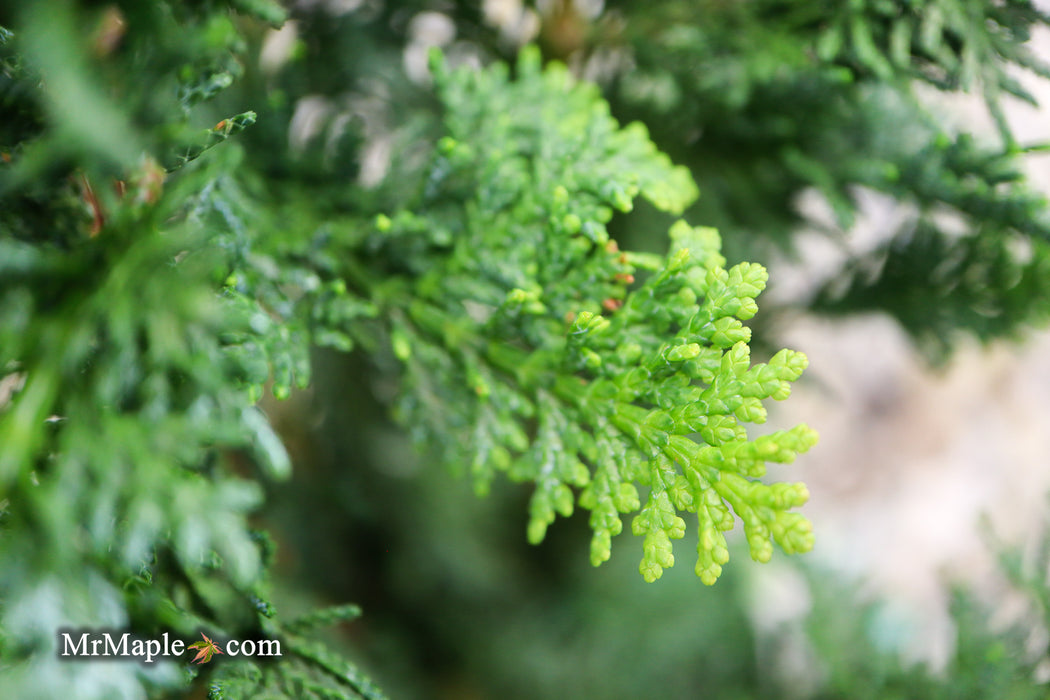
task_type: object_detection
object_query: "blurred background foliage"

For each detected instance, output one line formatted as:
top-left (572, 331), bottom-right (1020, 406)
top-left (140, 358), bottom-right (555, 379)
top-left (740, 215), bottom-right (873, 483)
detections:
top-left (3, 0), bottom-right (1050, 698)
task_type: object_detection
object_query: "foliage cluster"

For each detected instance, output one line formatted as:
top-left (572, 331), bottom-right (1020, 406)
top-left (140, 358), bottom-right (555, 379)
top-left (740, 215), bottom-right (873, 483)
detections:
top-left (0, 0), bottom-right (819, 696)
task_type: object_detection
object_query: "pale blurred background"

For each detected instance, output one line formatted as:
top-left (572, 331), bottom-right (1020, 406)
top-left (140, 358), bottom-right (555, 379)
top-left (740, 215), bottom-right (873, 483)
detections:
top-left (756, 20), bottom-right (1050, 671)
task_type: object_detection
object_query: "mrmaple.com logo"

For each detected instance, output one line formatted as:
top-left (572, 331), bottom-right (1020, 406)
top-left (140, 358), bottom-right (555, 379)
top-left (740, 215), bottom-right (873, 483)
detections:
top-left (58, 629), bottom-right (280, 664)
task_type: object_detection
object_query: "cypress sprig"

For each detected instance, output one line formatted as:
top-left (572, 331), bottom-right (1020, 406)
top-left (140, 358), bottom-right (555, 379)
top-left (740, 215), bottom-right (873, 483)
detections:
top-left (378, 49), bottom-right (816, 583)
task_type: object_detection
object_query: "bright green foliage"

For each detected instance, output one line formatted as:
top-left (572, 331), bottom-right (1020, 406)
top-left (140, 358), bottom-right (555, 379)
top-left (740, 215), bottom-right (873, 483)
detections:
top-left (0, 2), bottom-right (816, 696)
top-left (381, 49), bottom-right (816, 584)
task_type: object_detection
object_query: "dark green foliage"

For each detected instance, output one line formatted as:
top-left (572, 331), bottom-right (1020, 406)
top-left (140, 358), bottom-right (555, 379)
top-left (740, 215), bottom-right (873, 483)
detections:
top-left (812, 215), bottom-right (1050, 357)
top-left (0, 2), bottom-right (377, 697)
top-left (207, 604), bottom-right (385, 700)
top-left (602, 0), bottom-right (1050, 355)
